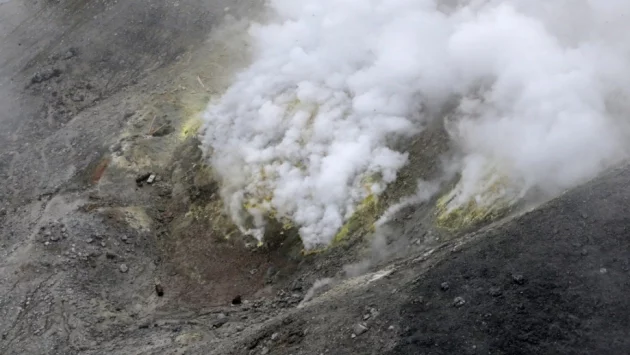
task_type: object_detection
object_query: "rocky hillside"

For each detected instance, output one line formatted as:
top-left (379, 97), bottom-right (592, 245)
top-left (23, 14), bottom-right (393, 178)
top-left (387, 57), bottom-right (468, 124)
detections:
top-left (1, 1), bottom-right (629, 354)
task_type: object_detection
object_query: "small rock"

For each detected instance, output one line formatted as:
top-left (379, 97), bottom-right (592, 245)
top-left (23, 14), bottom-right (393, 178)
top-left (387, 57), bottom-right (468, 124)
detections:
top-left (72, 94), bottom-right (84, 102)
top-left (151, 124), bottom-right (174, 137)
top-left (232, 295), bottom-right (242, 305)
top-left (260, 347), bottom-right (269, 355)
top-left (31, 68), bottom-right (62, 84)
top-left (581, 249), bottom-right (589, 256)
top-left (155, 283), bottom-right (164, 297)
top-left (211, 317), bottom-right (228, 328)
top-left (147, 174), bottom-right (156, 184)
top-left (50, 234), bottom-right (59, 242)
top-left (89, 250), bottom-right (102, 257)
top-left (599, 268), bottom-right (608, 274)
top-left (61, 48), bottom-right (78, 60)
top-left (453, 297), bottom-right (466, 308)
top-left (291, 280), bottom-right (303, 292)
top-left (119, 264), bottom-right (129, 273)
top-left (352, 323), bottom-right (368, 336)
top-left (135, 173), bottom-right (151, 184)
top-left (44, 241), bottom-right (50, 246)
top-left (512, 274), bottom-right (526, 285)
top-left (264, 266), bottom-right (277, 284)
top-left (411, 296), bottom-right (424, 305)
top-left (271, 332), bottom-right (279, 341)
top-left (86, 238), bottom-right (94, 244)
top-left (388, 325), bottom-right (395, 330)
top-left (440, 282), bottom-right (450, 291)
top-left (488, 287), bottom-right (502, 297)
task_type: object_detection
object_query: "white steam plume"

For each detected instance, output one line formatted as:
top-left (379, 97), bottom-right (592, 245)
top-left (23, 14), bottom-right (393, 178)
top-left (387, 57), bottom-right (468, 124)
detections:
top-left (376, 179), bottom-right (441, 228)
top-left (203, 0), bottom-right (630, 248)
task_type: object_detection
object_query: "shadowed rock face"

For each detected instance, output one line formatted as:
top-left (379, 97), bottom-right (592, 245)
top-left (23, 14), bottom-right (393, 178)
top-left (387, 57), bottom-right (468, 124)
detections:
top-left (389, 166), bottom-right (630, 355)
top-left (1, 0), bottom-right (630, 354)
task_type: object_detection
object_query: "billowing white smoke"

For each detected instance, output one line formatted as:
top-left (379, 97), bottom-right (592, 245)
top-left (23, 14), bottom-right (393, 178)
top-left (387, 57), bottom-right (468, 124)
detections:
top-left (203, 0), bottom-right (630, 248)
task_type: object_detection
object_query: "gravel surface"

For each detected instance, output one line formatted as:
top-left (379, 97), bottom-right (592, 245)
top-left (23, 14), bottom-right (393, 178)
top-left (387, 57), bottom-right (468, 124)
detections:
top-left (1, 1), bottom-right (629, 354)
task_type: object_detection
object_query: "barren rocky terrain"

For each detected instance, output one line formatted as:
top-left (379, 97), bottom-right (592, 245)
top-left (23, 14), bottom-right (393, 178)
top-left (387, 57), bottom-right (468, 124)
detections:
top-left (1, 1), bottom-right (629, 354)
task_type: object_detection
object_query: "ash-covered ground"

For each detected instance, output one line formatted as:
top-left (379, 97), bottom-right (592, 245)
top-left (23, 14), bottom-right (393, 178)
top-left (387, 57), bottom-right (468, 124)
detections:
top-left (1, 1), bottom-right (629, 354)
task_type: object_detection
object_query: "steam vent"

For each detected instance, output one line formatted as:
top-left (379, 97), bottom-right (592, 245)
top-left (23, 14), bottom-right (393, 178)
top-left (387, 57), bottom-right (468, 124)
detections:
top-left (2, 1), bottom-right (630, 354)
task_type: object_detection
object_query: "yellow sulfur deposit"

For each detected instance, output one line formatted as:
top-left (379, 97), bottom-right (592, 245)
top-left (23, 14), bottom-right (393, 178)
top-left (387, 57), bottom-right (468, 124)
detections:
top-left (435, 173), bottom-right (515, 231)
top-left (435, 196), bottom-right (505, 231)
top-left (332, 194), bottom-right (379, 245)
top-left (180, 116), bottom-right (203, 139)
top-left (302, 194), bottom-right (380, 255)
